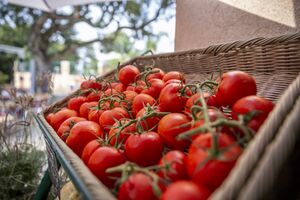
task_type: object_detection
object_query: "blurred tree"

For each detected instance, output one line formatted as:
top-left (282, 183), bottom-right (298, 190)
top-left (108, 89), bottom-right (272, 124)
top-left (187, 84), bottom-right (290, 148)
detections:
top-left (0, 0), bottom-right (175, 92)
top-left (0, 24), bottom-right (29, 84)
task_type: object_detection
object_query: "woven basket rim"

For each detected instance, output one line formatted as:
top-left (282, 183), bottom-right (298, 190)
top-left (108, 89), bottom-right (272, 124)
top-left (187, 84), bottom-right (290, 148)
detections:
top-left (121, 32), bottom-right (300, 66)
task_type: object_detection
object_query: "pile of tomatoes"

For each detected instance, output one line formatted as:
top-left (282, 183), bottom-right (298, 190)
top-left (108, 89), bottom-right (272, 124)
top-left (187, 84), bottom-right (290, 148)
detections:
top-left (46, 65), bottom-right (274, 200)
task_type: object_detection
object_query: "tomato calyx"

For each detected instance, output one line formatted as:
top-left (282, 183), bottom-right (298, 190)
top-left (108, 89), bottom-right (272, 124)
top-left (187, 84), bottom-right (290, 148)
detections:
top-left (143, 68), bottom-right (161, 88)
top-left (136, 104), bottom-right (170, 132)
top-left (106, 161), bottom-right (163, 198)
top-left (199, 80), bottom-right (219, 91)
top-left (178, 90), bottom-right (253, 147)
top-left (109, 105), bottom-right (169, 148)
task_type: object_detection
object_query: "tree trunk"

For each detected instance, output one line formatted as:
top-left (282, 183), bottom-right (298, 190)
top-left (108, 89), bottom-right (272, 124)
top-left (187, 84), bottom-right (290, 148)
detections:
top-left (32, 54), bottom-right (52, 94)
top-left (28, 13), bottom-right (53, 94)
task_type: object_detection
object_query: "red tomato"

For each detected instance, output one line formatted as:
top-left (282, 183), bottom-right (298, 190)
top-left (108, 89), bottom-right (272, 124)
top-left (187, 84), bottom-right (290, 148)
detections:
top-left (118, 65), bottom-right (140, 85)
top-left (118, 173), bottom-right (158, 200)
top-left (215, 71), bottom-right (257, 107)
top-left (80, 80), bottom-right (102, 90)
top-left (159, 83), bottom-right (192, 113)
top-left (187, 133), bottom-right (242, 191)
top-left (146, 68), bottom-right (165, 81)
top-left (132, 94), bottom-right (156, 116)
top-left (124, 90), bottom-right (138, 102)
top-left (141, 78), bottom-right (165, 99)
top-left (57, 117), bottom-right (86, 141)
top-left (66, 121), bottom-right (103, 156)
top-left (136, 107), bottom-right (161, 131)
top-left (190, 109), bottom-right (226, 140)
top-left (99, 107), bottom-right (129, 132)
top-left (104, 88), bottom-right (119, 96)
top-left (163, 79), bottom-right (182, 87)
top-left (125, 131), bottom-right (164, 167)
top-left (114, 83), bottom-right (127, 92)
top-left (232, 95), bottom-right (274, 131)
top-left (81, 139), bottom-right (103, 165)
top-left (88, 109), bottom-right (105, 123)
top-left (50, 108), bottom-right (78, 131)
top-left (45, 113), bottom-right (54, 124)
top-left (185, 93), bottom-right (219, 113)
top-left (126, 85), bottom-right (135, 92)
top-left (127, 80), bottom-right (146, 94)
top-left (162, 71), bottom-right (185, 83)
top-left (67, 96), bottom-right (86, 112)
top-left (108, 119), bottom-right (136, 146)
top-left (86, 91), bottom-right (102, 102)
top-left (109, 82), bottom-right (119, 89)
top-left (79, 101), bottom-right (98, 119)
top-left (88, 146), bottom-right (126, 188)
top-left (160, 181), bottom-right (211, 200)
top-left (158, 113), bottom-right (191, 151)
top-left (157, 150), bottom-right (188, 181)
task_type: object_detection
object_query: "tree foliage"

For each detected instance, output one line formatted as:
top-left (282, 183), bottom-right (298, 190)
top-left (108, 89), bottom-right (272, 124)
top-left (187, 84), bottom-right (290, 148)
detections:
top-left (0, 0), bottom-right (175, 70)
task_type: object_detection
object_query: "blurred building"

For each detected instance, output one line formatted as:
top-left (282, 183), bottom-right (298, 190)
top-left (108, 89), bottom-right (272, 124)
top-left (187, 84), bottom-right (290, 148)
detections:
top-left (14, 61), bottom-right (104, 96)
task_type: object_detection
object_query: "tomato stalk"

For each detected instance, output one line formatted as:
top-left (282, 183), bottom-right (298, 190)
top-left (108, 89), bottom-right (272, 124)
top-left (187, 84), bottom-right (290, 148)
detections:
top-left (178, 118), bottom-right (253, 142)
top-left (111, 119), bottom-right (137, 148)
top-left (143, 69), bottom-right (160, 87)
top-left (112, 106), bottom-right (170, 147)
top-left (106, 161), bottom-right (163, 198)
top-left (199, 80), bottom-right (218, 91)
top-left (196, 90), bottom-right (220, 156)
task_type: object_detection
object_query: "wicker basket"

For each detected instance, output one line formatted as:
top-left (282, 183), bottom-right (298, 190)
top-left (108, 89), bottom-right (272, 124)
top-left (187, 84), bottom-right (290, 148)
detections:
top-left (37, 32), bottom-right (300, 200)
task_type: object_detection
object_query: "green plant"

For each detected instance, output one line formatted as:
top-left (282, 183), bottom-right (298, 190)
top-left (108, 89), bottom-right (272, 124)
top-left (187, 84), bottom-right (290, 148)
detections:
top-left (0, 144), bottom-right (45, 200)
top-left (0, 88), bottom-right (47, 199)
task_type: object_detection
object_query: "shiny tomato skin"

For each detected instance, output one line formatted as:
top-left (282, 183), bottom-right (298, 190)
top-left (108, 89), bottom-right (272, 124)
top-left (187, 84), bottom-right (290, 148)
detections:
top-left (81, 139), bottom-right (103, 165)
top-left (88, 146), bottom-right (126, 188)
top-left (124, 90), bottom-right (138, 102)
top-left (232, 95), bottom-right (274, 131)
top-left (67, 96), bottom-right (86, 112)
top-left (159, 83), bottom-right (192, 113)
top-left (104, 88), bottom-right (119, 96)
top-left (57, 117), bottom-right (87, 141)
top-left (118, 173), bottom-right (158, 200)
top-left (118, 65), bottom-right (140, 85)
top-left (190, 109), bottom-right (226, 140)
top-left (132, 94), bottom-right (156, 116)
top-left (108, 119), bottom-right (136, 146)
top-left (50, 108), bottom-right (78, 131)
top-left (80, 80), bottom-right (102, 90)
top-left (66, 121), bottom-right (103, 156)
top-left (157, 150), bottom-right (188, 181)
top-left (114, 83), bottom-right (127, 92)
top-left (99, 107), bottom-right (129, 132)
top-left (127, 80), bottom-right (146, 94)
top-left (136, 107), bottom-right (161, 132)
top-left (88, 109), bottom-right (104, 123)
top-left (160, 181), bottom-right (211, 200)
top-left (45, 113), bottom-right (54, 124)
top-left (163, 79), bottom-right (182, 87)
top-left (125, 131), bottom-right (164, 167)
top-left (147, 68), bottom-right (165, 81)
top-left (141, 78), bottom-right (164, 99)
top-left (187, 133), bottom-right (242, 191)
top-left (158, 113), bottom-right (191, 151)
top-left (86, 91), bottom-right (102, 102)
top-left (215, 71), bottom-right (257, 107)
top-left (162, 71), bottom-right (185, 83)
top-left (185, 93), bottom-right (219, 113)
top-left (79, 101), bottom-right (98, 119)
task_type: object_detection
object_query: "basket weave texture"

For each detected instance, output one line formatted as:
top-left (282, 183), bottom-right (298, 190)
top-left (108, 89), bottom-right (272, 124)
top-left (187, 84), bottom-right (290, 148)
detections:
top-left (40, 32), bottom-right (300, 200)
